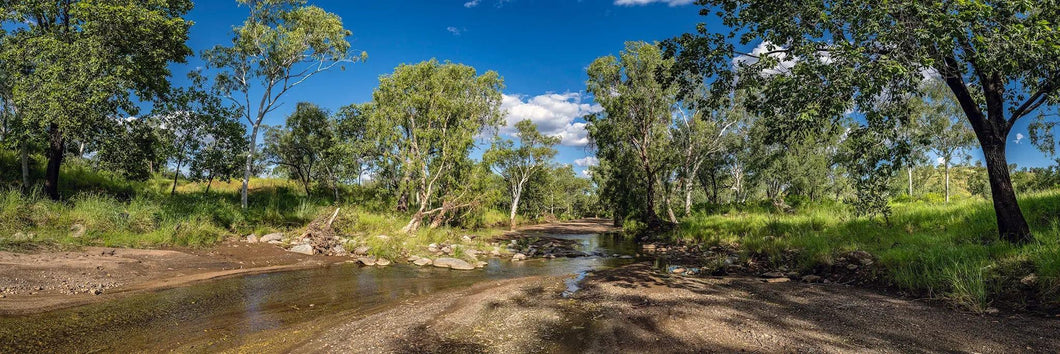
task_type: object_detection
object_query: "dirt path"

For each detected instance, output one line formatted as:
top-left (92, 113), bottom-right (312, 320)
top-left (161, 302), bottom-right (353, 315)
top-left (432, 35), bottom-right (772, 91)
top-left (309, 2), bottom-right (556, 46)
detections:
top-left (0, 241), bottom-right (346, 315)
top-left (293, 263), bottom-right (1060, 353)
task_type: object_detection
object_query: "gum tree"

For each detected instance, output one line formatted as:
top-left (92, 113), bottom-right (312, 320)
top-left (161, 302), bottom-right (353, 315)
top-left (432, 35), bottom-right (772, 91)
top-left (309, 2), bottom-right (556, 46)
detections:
top-left (485, 120), bottom-right (560, 229)
top-left (668, 0), bottom-right (1060, 243)
top-left (371, 60), bottom-right (504, 233)
top-left (586, 41), bottom-right (678, 229)
top-left (202, 0), bottom-right (364, 209)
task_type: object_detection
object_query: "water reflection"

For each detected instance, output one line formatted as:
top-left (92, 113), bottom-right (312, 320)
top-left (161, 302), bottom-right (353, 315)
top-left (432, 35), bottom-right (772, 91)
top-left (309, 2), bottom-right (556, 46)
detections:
top-left (0, 233), bottom-right (635, 353)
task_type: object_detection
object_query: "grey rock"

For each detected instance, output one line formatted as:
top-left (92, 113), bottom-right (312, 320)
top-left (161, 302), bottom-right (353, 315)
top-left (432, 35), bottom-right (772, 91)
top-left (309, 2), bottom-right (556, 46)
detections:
top-left (846, 264), bottom-right (859, 270)
top-left (413, 258), bottom-right (433, 266)
top-left (354, 246), bottom-right (370, 255)
top-left (289, 244), bottom-right (315, 255)
top-left (375, 258), bottom-right (391, 266)
top-left (441, 246), bottom-right (453, 255)
top-left (357, 257), bottom-right (377, 266)
top-left (245, 234), bottom-right (259, 243)
top-left (511, 253), bottom-right (527, 261)
top-left (433, 258), bottom-right (474, 270)
top-left (260, 233), bottom-right (284, 243)
top-left (330, 245), bottom-right (348, 257)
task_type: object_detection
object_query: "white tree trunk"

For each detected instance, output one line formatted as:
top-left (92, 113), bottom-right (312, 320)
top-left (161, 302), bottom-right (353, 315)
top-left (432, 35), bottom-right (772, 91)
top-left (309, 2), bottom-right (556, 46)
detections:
top-left (509, 190), bottom-right (521, 230)
top-left (240, 124), bottom-right (260, 209)
top-left (908, 168), bottom-right (913, 197)
top-left (945, 162), bottom-right (951, 203)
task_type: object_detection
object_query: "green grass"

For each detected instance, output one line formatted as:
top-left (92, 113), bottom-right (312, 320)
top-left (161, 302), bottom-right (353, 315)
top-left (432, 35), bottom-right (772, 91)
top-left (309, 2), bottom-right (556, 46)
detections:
top-left (0, 152), bottom-right (510, 263)
top-left (670, 191), bottom-right (1060, 311)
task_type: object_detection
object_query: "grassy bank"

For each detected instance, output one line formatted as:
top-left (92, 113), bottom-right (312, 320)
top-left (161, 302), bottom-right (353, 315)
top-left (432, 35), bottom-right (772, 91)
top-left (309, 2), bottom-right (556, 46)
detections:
top-left (0, 156), bottom-right (518, 260)
top-left (669, 192), bottom-right (1060, 311)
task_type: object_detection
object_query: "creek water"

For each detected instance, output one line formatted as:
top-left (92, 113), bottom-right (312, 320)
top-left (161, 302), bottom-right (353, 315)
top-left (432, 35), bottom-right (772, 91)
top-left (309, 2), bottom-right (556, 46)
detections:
top-left (0, 233), bottom-right (636, 353)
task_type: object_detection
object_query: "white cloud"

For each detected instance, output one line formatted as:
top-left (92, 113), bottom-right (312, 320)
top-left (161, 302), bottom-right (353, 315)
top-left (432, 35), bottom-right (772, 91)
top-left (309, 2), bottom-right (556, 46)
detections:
top-left (580, 169), bottom-right (593, 178)
top-left (501, 92), bottom-right (603, 146)
top-left (446, 26), bottom-right (463, 36)
top-left (1015, 133), bottom-right (1025, 144)
top-left (732, 41), bottom-right (798, 76)
top-left (936, 157), bottom-right (946, 165)
top-left (463, 0), bottom-right (480, 7)
top-left (614, 0), bottom-right (694, 6)
top-left (574, 156), bottom-right (599, 167)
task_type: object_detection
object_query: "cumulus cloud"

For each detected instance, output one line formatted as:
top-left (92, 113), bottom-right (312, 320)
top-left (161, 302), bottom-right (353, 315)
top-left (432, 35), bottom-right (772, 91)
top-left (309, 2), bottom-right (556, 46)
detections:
top-left (501, 92), bottom-right (603, 146)
top-left (446, 26), bottom-right (463, 36)
top-left (574, 156), bottom-right (600, 167)
top-left (1015, 133), bottom-right (1025, 144)
top-left (614, 0), bottom-right (694, 6)
top-left (580, 169), bottom-right (593, 178)
top-left (463, 0), bottom-right (480, 7)
top-left (732, 41), bottom-right (798, 75)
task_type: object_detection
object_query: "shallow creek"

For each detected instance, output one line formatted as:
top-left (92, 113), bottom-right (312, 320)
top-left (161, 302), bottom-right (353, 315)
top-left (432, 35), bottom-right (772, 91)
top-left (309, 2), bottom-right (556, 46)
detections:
top-left (0, 233), bottom-right (635, 352)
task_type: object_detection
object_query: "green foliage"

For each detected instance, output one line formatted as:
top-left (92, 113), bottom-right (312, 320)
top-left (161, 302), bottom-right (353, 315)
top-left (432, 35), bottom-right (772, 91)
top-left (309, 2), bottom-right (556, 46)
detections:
top-left (484, 120), bottom-right (560, 227)
top-left (201, 0), bottom-right (363, 208)
top-left (586, 41), bottom-right (677, 227)
top-left (263, 102), bottom-right (334, 195)
top-left (370, 59), bottom-right (505, 232)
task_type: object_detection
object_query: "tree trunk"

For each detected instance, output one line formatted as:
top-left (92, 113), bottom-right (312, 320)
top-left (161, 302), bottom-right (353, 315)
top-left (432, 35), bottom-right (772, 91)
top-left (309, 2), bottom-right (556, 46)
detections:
top-left (20, 142), bottom-right (30, 191)
top-left (205, 174), bottom-right (214, 194)
top-left (171, 155), bottom-right (183, 196)
top-left (664, 188), bottom-right (678, 224)
top-left (982, 142), bottom-right (1030, 243)
top-left (944, 162), bottom-right (951, 203)
top-left (683, 177), bottom-right (693, 215)
top-left (44, 123), bottom-right (64, 200)
top-left (240, 124), bottom-right (261, 209)
top-left (508, 187), bottom-right (521, 230)
top-left (907, 168), bottom-right (913, 197)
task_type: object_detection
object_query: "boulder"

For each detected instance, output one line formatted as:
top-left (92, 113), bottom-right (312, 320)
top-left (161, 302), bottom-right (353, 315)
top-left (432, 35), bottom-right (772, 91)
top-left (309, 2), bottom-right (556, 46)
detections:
top-left (354, 246), bottom-right (370, 256)
top-left (441, 246), bottom-right (453, 255)
top-left (330, 245), bottom-right (348, 257)
top-left (260, 233), bottom-right (284, 243)
top-left (289, 244), bottom-right (315, 255)
top-left (357, 257), bottom-right (377, 266)
top-left (765, 277), bottom-right (791, 283)
top-left (375, 258), bottom-right (391, 266)
top-left (671, 267), bottom-right (686, 274)
top-left (512, 253), bottom-right (527, 261)
top-left (433, 258), bottom-right (474, 270)
top-left (413, 258), bottom-right (433, 266)
top-left (245, 234), bottom-right (259, 243)
top-left (490, 247), bottom-right (501, 257)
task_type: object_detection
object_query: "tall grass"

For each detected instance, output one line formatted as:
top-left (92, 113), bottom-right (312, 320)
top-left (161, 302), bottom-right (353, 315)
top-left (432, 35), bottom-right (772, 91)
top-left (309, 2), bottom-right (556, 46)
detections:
top-left (671, 191), bottom-right (1060, 311)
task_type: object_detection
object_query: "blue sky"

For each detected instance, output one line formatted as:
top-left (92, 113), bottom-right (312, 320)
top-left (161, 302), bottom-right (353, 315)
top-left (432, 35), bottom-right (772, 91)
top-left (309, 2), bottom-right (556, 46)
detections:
top-left (172, 0), bottom-right (1057, 176)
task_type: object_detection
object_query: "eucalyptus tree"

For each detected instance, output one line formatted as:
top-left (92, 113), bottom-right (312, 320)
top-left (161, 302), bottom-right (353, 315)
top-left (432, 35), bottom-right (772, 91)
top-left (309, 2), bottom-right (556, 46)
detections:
top-left (332, 103), bottom-right (377, 188)
top-left (485, 120), bottom-right (560, 229)
top-left (667, 0), bottom-right (1060, 243)
top-left (202, 0), bottom-right (364, 209)
top-left (371, 60), bottom-right (504, 233)
top-left (263, 102), bottom-right (333, 196)
top-left (1, 0), bottom-right (193, 199)
top-left (586, 41), bottom-right (678, 228)
top-left (153, 83), bottom-right (240, 195)
top-left (919, 81), bottom-right (975, 202)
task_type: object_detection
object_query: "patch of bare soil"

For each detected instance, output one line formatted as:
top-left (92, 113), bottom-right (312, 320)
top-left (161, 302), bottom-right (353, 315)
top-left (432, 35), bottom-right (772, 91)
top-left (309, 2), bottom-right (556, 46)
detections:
top-left (293, 263), bottom-right (1060, 353)
top-left (0, 241), bottom-right (346, 315)
top-left (510, 218), bottom-right (619, 236)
